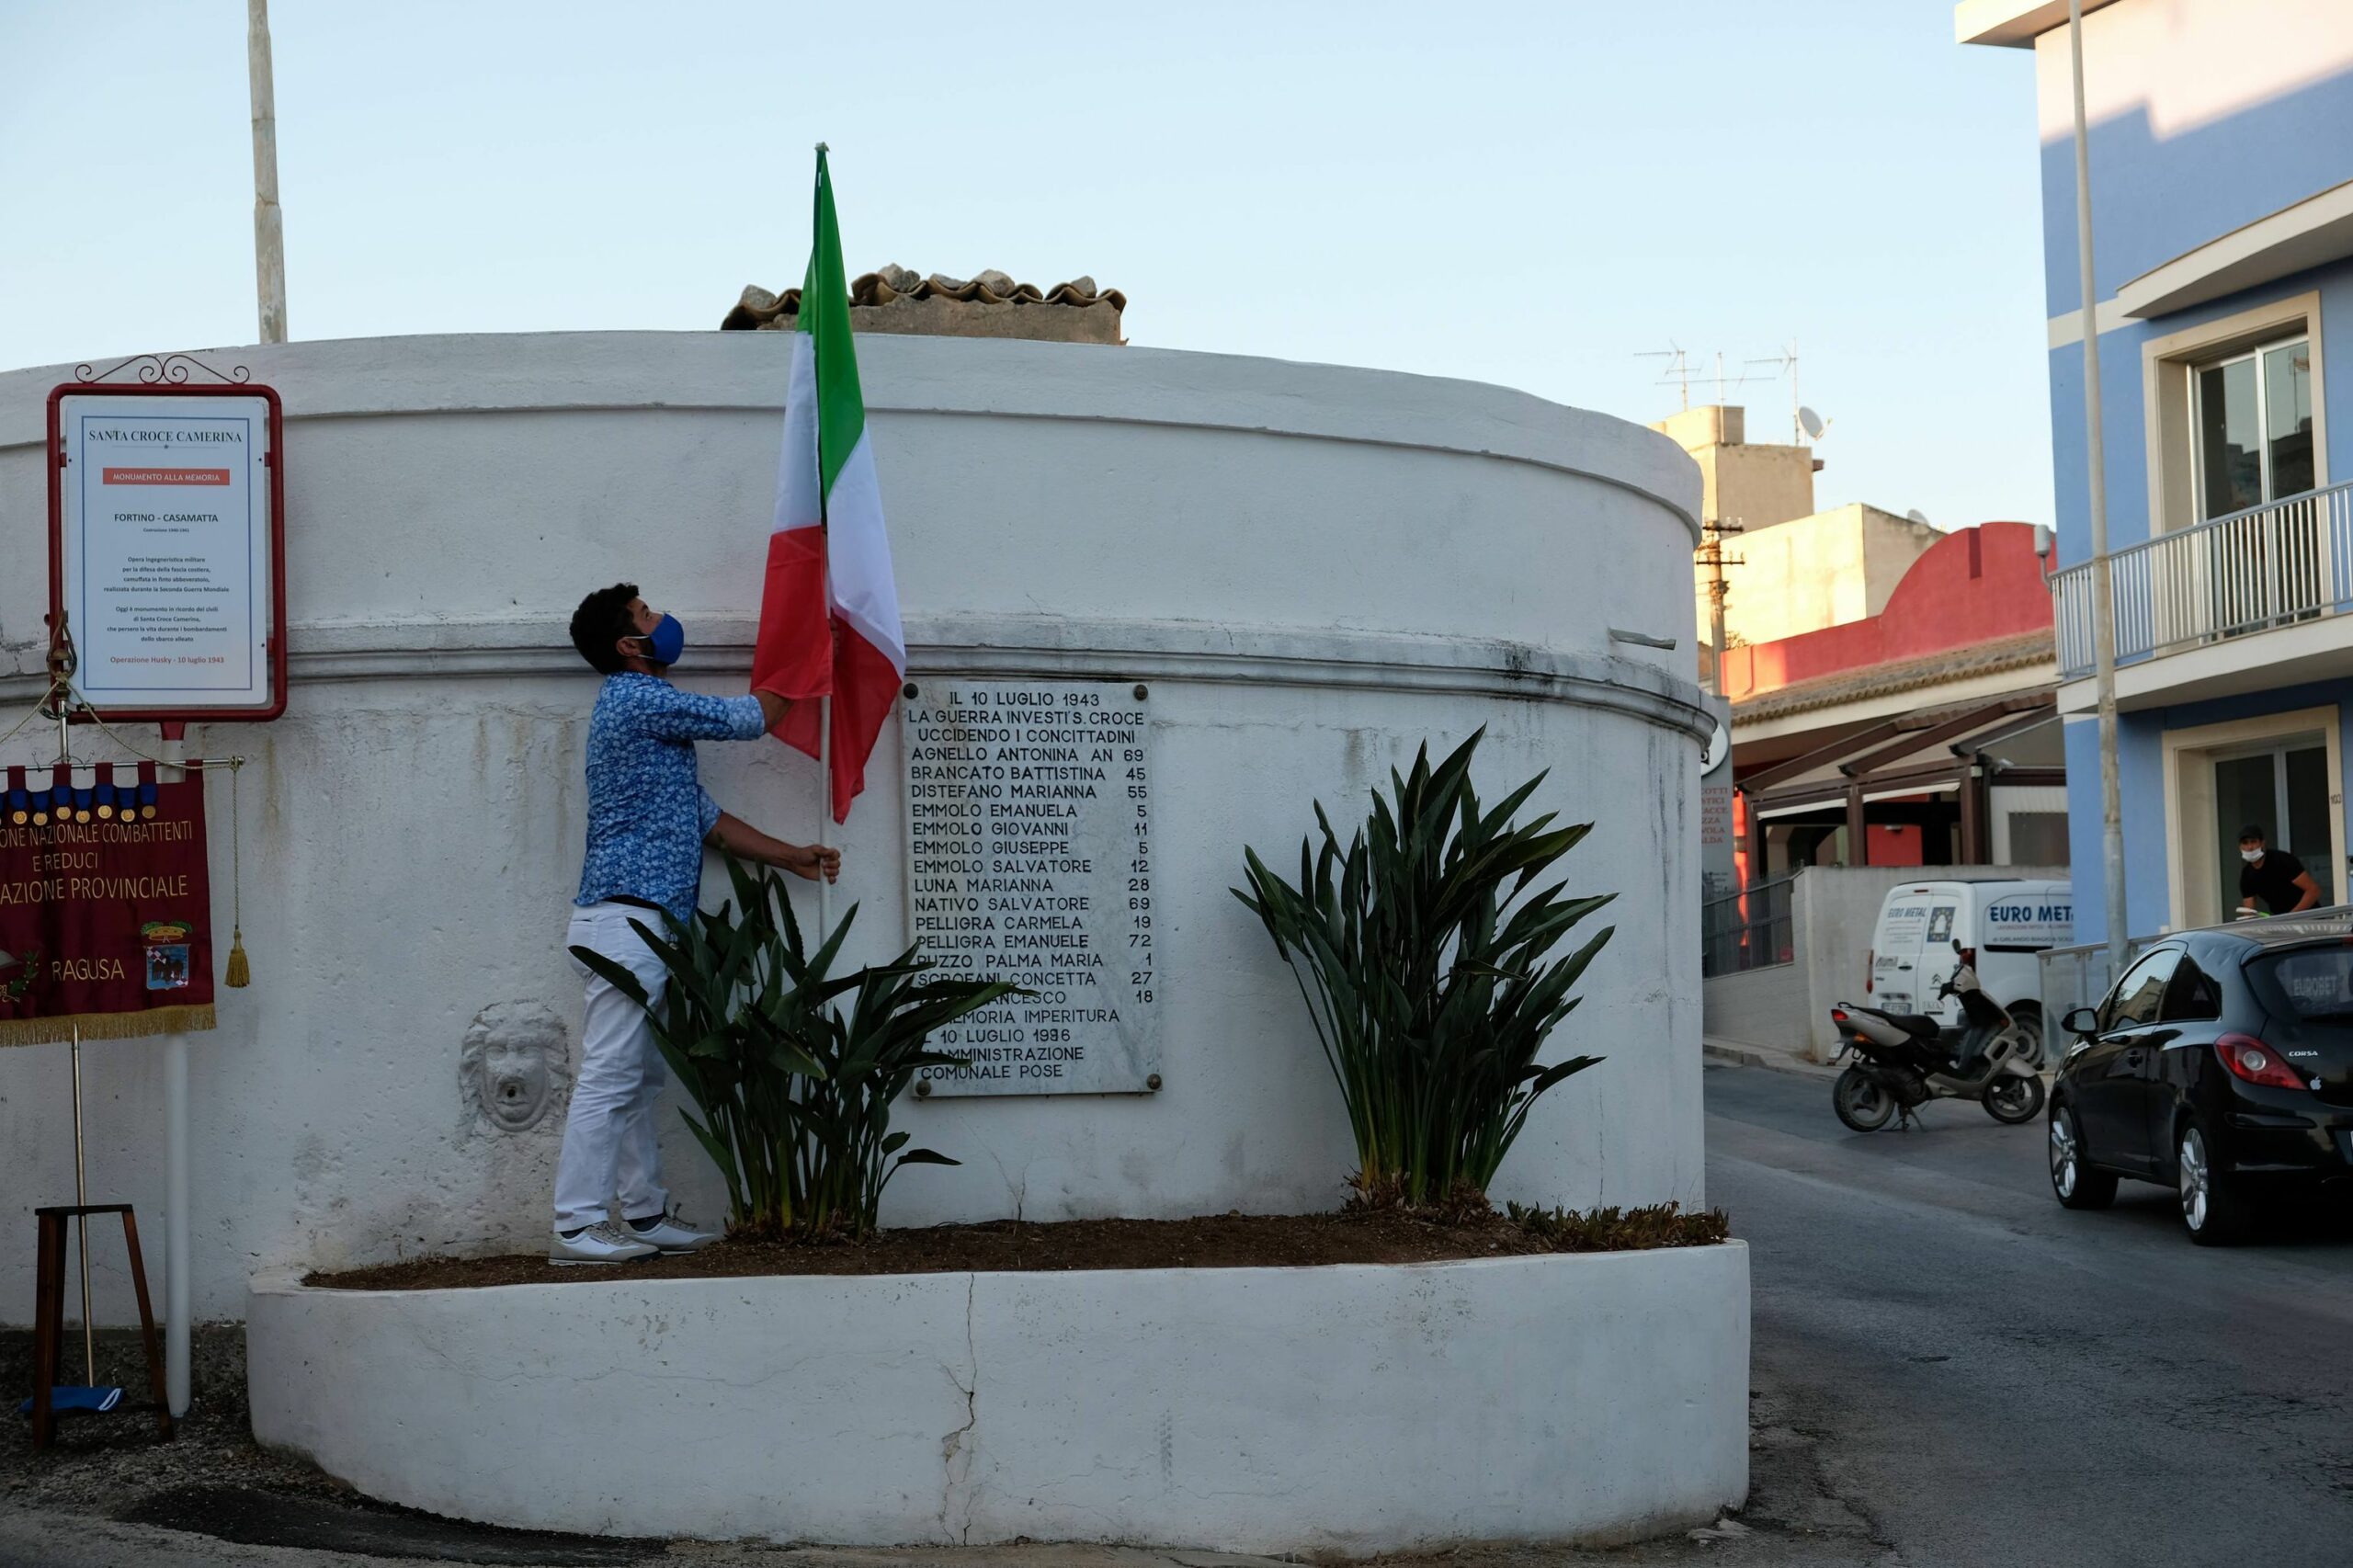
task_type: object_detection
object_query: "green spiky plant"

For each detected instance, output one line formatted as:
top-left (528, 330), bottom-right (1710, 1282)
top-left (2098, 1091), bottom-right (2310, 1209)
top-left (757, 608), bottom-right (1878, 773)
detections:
top-left (572, 855), bottom-right (1023, 1240)
top-left (1233, 731), bottom-right (1614, 1210)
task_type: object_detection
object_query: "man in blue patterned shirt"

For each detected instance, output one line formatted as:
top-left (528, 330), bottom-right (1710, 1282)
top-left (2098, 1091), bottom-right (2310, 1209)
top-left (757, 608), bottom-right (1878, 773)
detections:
top-left (551, 583), bottom-right (840, 1264)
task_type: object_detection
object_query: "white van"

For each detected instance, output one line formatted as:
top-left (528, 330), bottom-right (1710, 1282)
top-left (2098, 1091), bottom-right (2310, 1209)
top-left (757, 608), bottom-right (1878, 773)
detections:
top-left (1867, 879), bottom-right (2072, 1061)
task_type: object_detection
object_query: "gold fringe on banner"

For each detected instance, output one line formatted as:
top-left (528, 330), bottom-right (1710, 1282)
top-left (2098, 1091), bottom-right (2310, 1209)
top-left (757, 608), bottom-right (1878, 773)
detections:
top-left (0, 1006), bottom-right (217, 1049)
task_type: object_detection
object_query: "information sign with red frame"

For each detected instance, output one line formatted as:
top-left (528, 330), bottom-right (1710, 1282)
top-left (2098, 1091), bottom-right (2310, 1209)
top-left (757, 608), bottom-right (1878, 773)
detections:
top-left (47, 380), bottom-right (287, 723)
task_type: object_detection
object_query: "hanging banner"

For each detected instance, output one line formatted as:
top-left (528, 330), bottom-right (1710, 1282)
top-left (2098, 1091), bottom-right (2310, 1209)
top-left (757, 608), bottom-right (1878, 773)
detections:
top-left (0, 764), bottom-right (215, 1045)
top-left (48, 380), bottom-right (286, 722)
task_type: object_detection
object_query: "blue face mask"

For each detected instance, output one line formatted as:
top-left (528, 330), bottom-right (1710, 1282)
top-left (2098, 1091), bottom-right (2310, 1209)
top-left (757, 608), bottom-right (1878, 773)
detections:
top-left (642, 613), bottom-right (686, 666)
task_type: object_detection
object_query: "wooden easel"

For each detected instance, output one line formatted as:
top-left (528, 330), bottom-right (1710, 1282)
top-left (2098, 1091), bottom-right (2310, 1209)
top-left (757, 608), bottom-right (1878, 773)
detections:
top-left (27, 1017), bottom-right (173, 1449)
top-left (29, 1200), bottom-right (171, 1449)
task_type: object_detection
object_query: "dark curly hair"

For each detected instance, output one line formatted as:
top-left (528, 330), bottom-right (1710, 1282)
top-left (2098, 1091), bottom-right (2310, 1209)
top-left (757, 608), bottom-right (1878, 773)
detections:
top-left (569, 583), bottom-right (640, 675)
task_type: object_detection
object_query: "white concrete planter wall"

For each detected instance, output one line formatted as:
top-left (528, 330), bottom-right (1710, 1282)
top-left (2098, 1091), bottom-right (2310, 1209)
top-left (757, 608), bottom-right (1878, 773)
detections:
top-left (250, 1243), bottom-right (1748, 1554)
top-left (0, 333), bottom-right (1709, 1319)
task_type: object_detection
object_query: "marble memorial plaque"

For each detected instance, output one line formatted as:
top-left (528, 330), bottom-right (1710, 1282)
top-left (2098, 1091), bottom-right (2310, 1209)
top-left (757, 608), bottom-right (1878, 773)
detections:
top-left (903, 679), bottom-right (1159, 1096)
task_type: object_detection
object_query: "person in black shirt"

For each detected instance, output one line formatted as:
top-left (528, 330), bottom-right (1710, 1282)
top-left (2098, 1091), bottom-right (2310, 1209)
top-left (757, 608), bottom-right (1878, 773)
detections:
top-left (2238, 824), bottom-right (2321, 915)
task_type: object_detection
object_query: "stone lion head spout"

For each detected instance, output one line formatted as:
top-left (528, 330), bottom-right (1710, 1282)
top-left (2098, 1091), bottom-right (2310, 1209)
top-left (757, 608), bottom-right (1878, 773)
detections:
top-left (460, 1001), bottom-right (570, 1133)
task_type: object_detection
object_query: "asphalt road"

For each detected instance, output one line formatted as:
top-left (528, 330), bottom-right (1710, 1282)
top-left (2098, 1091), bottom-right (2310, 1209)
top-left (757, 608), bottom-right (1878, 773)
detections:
top-left (1708, 1061), bottom-right (2353, 1568)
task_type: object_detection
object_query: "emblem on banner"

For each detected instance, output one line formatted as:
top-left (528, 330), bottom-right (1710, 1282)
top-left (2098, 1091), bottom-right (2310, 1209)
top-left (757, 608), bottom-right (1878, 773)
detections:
top-left (141, 922), bottom-right (194, 992)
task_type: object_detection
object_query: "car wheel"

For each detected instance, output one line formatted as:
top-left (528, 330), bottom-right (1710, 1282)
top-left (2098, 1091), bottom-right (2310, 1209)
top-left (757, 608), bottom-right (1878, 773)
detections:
top-left (2010, 1004), bottom-right (2046, 1070)
top-left (2177, 1122), bottom-right (2253, 1246)
top-left (1984, 1072), bottom-right (2046, 1124)
top-left (1833, 1067), bottom-right (1895, 1132)
top-left (2049, 1102), bottom-right (2116, 1210)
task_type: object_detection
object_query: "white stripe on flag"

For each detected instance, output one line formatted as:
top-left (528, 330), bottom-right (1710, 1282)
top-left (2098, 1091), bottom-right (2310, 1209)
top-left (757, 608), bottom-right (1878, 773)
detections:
top-left (773, 334), bottom-right (821, 536)
top-left (824, 429), bottom-right (905, 672)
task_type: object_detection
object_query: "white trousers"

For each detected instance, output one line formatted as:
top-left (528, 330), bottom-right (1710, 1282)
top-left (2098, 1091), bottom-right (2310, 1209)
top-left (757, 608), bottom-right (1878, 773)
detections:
top-left (552, 902), bottom-right (674, 1232)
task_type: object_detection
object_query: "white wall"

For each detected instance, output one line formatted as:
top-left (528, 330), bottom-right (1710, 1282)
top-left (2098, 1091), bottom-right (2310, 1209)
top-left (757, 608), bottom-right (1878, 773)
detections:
top-left (0, 332), bottom-right (1708, 1319)
top-left (1702, 865), bottom-right (2070, 1061)
top-left (1701, 955), bottom-right (1812, 1055)
top-left (251, 1247), bottom-right (1751, 1552)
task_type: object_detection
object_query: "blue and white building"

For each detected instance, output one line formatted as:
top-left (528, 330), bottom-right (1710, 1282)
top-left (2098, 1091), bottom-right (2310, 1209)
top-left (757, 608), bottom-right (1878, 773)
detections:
top-left (1964, 0), bottom-right (2353, 942)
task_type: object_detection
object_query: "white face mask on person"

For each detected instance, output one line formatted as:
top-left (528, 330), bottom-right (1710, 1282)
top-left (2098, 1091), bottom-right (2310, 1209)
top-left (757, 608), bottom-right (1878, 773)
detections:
top-left (2242, 847), bottom-right (2265, 863)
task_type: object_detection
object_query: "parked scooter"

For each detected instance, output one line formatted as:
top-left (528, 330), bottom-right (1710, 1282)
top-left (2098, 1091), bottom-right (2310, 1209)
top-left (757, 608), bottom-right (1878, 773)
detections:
top-left (1827, 940), bottom-right (2046, 1131)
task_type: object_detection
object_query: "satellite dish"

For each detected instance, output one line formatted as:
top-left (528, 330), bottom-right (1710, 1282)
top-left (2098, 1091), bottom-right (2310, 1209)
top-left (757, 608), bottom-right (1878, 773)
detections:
top-left (1798, 405), bottom-right (1826, 440)
top-left (1906, 508), bottom-right (1931, 527)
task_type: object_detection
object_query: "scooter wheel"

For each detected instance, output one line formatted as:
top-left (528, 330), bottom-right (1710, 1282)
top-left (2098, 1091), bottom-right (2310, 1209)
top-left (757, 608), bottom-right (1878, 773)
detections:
top-left (1984, 1074), bottom-right (2047, 1125)
top-left (1834, 1067), bottom-right (1896, 1132)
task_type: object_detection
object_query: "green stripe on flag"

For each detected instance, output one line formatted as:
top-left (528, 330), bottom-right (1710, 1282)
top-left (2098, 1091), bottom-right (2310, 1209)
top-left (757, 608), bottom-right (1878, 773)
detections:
top-left (800, 147), bottom-right (867, 510)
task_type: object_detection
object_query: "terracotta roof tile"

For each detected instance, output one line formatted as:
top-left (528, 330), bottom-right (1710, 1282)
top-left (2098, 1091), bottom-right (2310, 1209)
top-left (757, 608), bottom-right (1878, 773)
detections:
top-left (722, 266), bottom-right (1125, 344)
top-left (1729, 630), bottom-right (2056, 722)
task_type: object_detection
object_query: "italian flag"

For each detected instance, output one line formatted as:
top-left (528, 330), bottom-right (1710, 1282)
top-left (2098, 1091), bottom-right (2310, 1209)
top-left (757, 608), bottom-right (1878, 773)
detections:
top-left (754, 145), bottom-right (906, 823)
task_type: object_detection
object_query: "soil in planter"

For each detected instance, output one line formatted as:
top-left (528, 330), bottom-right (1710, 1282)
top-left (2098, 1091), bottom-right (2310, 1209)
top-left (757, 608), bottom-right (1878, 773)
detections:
top-left (307, 1204), bottom-right (1728, 1291)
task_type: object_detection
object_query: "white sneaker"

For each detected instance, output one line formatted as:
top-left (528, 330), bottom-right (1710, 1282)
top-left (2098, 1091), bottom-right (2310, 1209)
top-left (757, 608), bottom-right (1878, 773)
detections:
top-left (624, 1210), bottom-right (721, 1254)
top-left (549, 1221), bottom-right (660, 1265)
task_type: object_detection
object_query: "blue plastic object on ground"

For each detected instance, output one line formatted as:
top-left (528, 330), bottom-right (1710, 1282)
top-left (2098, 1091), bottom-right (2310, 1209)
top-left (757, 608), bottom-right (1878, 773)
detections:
top-left (17, 1385), bottom-right (122, 1416)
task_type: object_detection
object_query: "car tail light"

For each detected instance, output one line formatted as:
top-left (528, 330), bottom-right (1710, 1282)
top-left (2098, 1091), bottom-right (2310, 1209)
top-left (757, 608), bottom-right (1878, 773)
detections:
top-left (1865, 949), bottom-right (1874, 994)
top-left (1831, 1008), bottom-right (1850, 1025)
top-left (2216, 1033), bottom-right (2306, 1090)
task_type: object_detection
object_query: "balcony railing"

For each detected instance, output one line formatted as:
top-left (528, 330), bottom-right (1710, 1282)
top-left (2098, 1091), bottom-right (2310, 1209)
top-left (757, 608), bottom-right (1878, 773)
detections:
top-left (2051, 479), bottom-right (2353, 680)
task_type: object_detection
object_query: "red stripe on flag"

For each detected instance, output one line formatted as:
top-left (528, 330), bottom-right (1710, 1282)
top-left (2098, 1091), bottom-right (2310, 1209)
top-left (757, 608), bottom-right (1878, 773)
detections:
top-left (774, 681), bottom-right (822, 760)
top-left (751, 527), bottom-right (832, 725)
top-left (768, 618), bottom-right (896, 824)
top-left (825, 622), bottom-right (900, 824)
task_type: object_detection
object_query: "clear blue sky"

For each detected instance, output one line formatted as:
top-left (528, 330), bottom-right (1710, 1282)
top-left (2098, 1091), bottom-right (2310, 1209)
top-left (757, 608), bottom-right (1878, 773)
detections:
top-left (0, 1), bottom-right (2052, 528)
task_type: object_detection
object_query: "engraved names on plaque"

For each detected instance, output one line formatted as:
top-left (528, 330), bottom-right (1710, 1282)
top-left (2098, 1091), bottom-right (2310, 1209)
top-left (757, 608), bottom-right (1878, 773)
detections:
top-left (904, 679), bottom-right (1159, 1096)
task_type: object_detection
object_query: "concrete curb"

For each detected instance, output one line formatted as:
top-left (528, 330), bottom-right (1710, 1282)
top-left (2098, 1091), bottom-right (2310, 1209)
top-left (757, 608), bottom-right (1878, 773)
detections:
top-left (1702, 1039), bottom-right (1840, 1080)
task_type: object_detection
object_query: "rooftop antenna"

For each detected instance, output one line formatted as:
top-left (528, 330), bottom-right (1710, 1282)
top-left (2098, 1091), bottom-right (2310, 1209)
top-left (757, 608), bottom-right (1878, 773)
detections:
top-left (1636, 343), bottom-right (1696, 412)
top-left (1747, 340), bottom-right (1811, 445)
top-left (1637, 343), bottom-right (1768, 415)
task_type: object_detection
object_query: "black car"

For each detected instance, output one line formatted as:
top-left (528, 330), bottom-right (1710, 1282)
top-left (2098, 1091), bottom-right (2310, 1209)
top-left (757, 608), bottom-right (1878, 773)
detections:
top-left (2049, 921), bottom-right (2353, 1244)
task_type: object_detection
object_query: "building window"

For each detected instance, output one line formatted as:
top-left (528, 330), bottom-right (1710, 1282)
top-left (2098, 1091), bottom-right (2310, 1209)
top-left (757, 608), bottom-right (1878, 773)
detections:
top-left (2143, 292), bottom-right (2325, 540)
top-left (2194, 335), bottom-right (2313, 519)
top-left (2006, 812), bottom-right (2070, 866)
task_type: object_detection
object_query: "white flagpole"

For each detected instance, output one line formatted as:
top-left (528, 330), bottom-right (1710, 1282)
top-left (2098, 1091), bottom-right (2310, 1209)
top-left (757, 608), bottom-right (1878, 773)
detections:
top-left (247, 0), bottom-right (287, 344)
top-left (817, 695), bottom-right (833, 935)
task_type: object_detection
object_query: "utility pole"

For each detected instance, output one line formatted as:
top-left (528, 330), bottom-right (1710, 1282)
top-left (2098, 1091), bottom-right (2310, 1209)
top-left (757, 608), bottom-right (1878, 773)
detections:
top-left (2069, 0), bottom-right (2126, 972)
top-left (248, 0), bottom-right (287, 344)
top-left (1699, 517), bottom-right (1745, 694)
